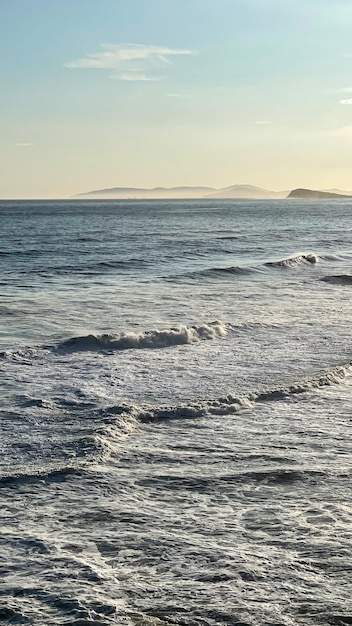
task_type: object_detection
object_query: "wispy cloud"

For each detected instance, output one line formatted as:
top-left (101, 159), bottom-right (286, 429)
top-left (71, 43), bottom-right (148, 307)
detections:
top-left (16, 142), bottom-right (33, 147)
top-left (254, 121), bottom-right (273, 125)
top-left (340, 98), bottom-right (352, 104)
top-left (65, 43), bottom-right (196, 81)
top-left (113, 72), bottom-right (156, 82)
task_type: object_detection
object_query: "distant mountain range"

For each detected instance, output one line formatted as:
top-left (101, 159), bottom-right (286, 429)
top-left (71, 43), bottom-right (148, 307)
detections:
top-left (73, 184), bottom-right (352, 200)
top-left (74, 186), bottom-right (216, 199)
top-left (205, 185), bottom-right (288, 199)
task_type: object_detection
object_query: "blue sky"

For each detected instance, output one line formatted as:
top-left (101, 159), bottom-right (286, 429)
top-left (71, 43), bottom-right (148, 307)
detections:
top-left (1, 0), bottom-right (352, 197)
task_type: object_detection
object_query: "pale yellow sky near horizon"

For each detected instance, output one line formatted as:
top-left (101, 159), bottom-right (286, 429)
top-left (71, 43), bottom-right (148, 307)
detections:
top-left (5, 118), bottom-right (352, 198)
top-left (2, 1), bottom-right (352, 199)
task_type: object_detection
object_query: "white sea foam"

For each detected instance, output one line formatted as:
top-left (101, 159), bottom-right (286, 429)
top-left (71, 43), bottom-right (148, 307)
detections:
top-left (56, 321), bottom-right (227, 352)
top-left (3, 200), bottom-right (352, 626)
top-left (101, 363), bottom-right (352, 426)
top-left (265, 252), bottom-right (319, 268)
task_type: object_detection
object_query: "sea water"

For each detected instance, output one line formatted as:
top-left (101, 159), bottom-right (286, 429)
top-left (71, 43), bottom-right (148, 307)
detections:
top-left (0, 199), bottom-right (352, 626)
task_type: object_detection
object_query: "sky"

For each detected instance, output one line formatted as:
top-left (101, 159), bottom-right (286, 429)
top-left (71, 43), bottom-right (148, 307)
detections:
top-left (1, 0), bottom-right (352, 198)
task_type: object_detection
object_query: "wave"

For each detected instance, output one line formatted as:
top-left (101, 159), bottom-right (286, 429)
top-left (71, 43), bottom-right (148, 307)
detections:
top-left (169, 252), bottom-right (320, 282)
top-left (171, 266), bottom-right (257, 281)
top-left (0, 418), bottom-right (139, 486)
top-left (320, 274), bottom-right (352, 285)
top-left (3, 363), bottom-right (348, 484)
top-left (0, 347), bottom-right (46, 363)
top-left (55, 321), bottom-right (227, 353)
top-left (254, 365), bottom-right (349, 401)
top-left (0, 321), bottom-right (283, 362)
top-left (44, 259), bottom-right (148, 276)
top-left (0, 465), bottom-right (81, 487)
top-left (194, 266), bottom-right (255, 277)
top-left (102, 363), bottom-right (351, 424)
top-left (11, 258), bottom-right (149, 278)
top-left (137, 467), bottom-right (328, 493)
top-left (265, 252), bottom-right (319, 268)
top-left (63, 363), bottom-right (349, 467)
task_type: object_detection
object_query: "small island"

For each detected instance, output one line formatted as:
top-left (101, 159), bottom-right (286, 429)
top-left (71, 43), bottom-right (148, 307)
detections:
top-left (288, 188), bottom-right (352, 199)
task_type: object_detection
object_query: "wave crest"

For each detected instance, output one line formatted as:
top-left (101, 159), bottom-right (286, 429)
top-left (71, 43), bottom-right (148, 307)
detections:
top-left (56, 321), bottom-right (227, 353)
top-left (169, 252), bottom-right (320, 282)
top-left (6, 363), bottom-right (347, 484)
top-left (265, 252), bottom-right (319, 268)
top-left (103, 363), bottom-right (351, 424)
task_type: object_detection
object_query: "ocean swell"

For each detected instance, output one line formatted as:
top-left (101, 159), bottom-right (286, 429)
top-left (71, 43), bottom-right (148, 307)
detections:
top-left (320, 274), bottom-right (352, 285)
top-left (178, 266), bottom-right (256, 280)
top-left (56, 321), bottom-right (227, 353)
top-left (169, 252), bottom-right (320, 282)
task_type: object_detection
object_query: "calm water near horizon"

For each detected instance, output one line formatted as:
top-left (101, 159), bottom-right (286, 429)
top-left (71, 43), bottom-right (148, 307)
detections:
top-left (1, 198), bottom-right (352, 626)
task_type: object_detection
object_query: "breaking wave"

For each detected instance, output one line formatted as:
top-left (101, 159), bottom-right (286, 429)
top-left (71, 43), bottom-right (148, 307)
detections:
top-left (265, 252), bottom-right (319, 268)
top-left (102, 363), bottom-right (351, 424)
top-left (56, 321), bottom-right (227, 353)
top-left (2, 363), bottom-right (350, 485)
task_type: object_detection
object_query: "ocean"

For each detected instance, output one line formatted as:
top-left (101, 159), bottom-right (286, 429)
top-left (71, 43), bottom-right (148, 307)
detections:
top-left (1, 198), bottom-right (352, 626)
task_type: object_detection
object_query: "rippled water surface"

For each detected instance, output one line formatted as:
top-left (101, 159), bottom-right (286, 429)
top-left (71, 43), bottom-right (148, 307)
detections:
top-left (1, 199), bottom-right (352, 625)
